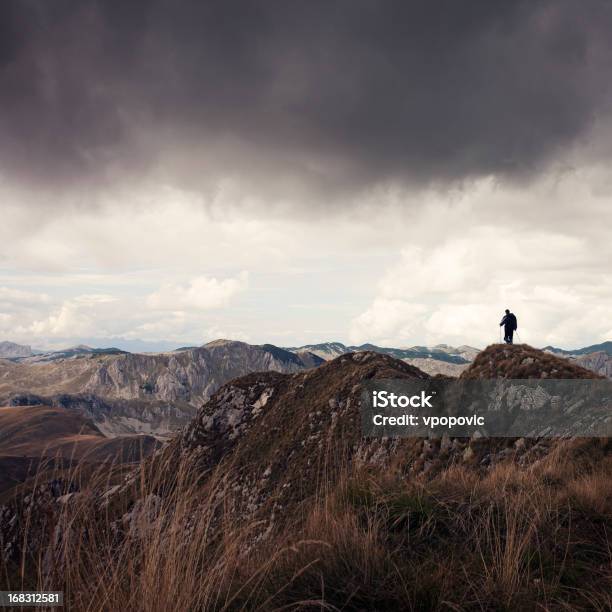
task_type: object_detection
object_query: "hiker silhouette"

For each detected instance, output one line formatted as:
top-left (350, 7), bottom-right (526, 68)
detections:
top-left (499, 309), bottom-right (518, 344)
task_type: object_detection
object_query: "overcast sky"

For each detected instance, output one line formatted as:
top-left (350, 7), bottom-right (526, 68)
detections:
top-left (1, 0), bottom-right (611, 351)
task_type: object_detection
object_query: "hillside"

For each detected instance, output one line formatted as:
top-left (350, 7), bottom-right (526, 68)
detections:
top-left (171, 352), bottom-right (430, 532)
top-left (461, 343), bottom-right (601, 379)
top-left (0, 340), bottom-right (323, 437)
top-left (544, 340), bottom-right (612, 356)
top-left (574, 351), bottom-right (612, 378)
top-left (0, 405), bottom-right (158, 462)
top-left (0, 404), bottom-right (159, 498)
top-left (151, 345), bottom-right (603, 528)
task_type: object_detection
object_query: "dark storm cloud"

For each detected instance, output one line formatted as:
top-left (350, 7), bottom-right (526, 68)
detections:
top-left (1, 0), bottom-right (612, 201)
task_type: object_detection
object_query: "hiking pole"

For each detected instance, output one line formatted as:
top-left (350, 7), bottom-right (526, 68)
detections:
top-left (515, 331), bottom-right (521, 344)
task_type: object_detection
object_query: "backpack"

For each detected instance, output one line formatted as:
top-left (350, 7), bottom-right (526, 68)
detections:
top-left (510, 313), bottom-right (518, 330)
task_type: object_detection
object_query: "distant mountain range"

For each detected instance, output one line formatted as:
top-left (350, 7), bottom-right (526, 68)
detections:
top-left (543, 342), bottom-right (612, 378)
top-left (286, 341), bottom-right (480, 364)
top-left (15, 345), bottom-right (128, 363)
top-left (0, 340), bottom-right (324, 438)
top-left (1, 337), bottom-right (609, 440)
top-left (544, 341), bottom-right (612, 356)
top-left (2, 337), bottom-right (611, 378)
top-left (0, 341), bottom-right (36, 359)
top-left (3, 337), bottom-right (609, 361)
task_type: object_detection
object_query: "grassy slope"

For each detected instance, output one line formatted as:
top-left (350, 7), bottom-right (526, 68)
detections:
top-left (0, 404), bottom-right (159, 501)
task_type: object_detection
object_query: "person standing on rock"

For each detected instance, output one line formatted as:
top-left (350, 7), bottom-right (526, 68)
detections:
top-left (499, 309), bottom-right (518, 344)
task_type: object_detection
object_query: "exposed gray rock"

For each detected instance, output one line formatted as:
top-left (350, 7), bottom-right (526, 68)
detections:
top-left (0, 340), bottom-right (322, 438)
top-left (573, 351), bottom-right (612, 378)
top-left (0, 341), bottom-right (33, 359)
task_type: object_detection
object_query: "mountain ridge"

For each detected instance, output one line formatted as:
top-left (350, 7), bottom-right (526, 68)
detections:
top-left (0, 340), bottom-right (325, 438)
top-left (0, 341), bottom-right (34, 359)
top-left (544, 340), bottom-right (612, 356)
top-left (285, 341), bottom-right (478, 364)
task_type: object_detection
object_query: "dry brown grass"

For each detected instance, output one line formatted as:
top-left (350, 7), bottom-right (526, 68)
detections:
top-left (2, 439), bottom-right (611, 611)
top-left (461, 344), bottom-right (602, 380)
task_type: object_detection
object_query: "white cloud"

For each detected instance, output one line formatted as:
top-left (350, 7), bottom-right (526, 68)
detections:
top-left (0, 153), bottom-right (611, 349)
top-left (20, 294), bottom-right (118, 338)
top-left (349, 300), bottom-right (428, 346)
top-left (147, 272), bottom-right (248, 311)
top-left (0, 272), bottom-right (250, 347)
top-left (0, 287), bottom-right (51, 305)
top-left (350, 226), bottom-right (612, 349)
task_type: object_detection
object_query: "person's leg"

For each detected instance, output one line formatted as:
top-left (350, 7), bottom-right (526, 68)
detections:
top-left (508, 329), bottom-right (514, 344)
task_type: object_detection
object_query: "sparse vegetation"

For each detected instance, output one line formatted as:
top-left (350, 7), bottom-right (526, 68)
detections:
top-left (462, 344), bottom-right (601, 380)
top-left (1, 438), bottom-right (610, 611)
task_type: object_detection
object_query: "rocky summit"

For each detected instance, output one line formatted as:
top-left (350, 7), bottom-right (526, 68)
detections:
top-left (461, 343), bottom-right (601, 379)
top-left (174, 352), bottom-right (429, 529)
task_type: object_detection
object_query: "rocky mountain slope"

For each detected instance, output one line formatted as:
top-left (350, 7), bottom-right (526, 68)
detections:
top-left (573, 351), bottom-right (612, 378)
top-left (172, 352), bottom-right (430, 532)
top-left (287, 341), bottom-right (477, 375)
top-left (141, 344), bottom-right (604, 537)
top-left (0, 341), bottom-right (34, 359)
top-left (462, 343), bottom-right (601, 379)
top-left (287, 341), bottom-right (476, 364)
top-left (0, 340), bottom-right (323, 437)
top-left (544, 341), bottom-right (612, 378)
top-left (0, 340), bottom-right (322, 405)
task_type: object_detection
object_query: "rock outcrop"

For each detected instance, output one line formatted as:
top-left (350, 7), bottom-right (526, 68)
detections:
top-left (573, 351), bottom-right (612, 378)
top-left (460, 343), bottom-right (601, 380)
top-left (0, 341), bottom-right (33, 359)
